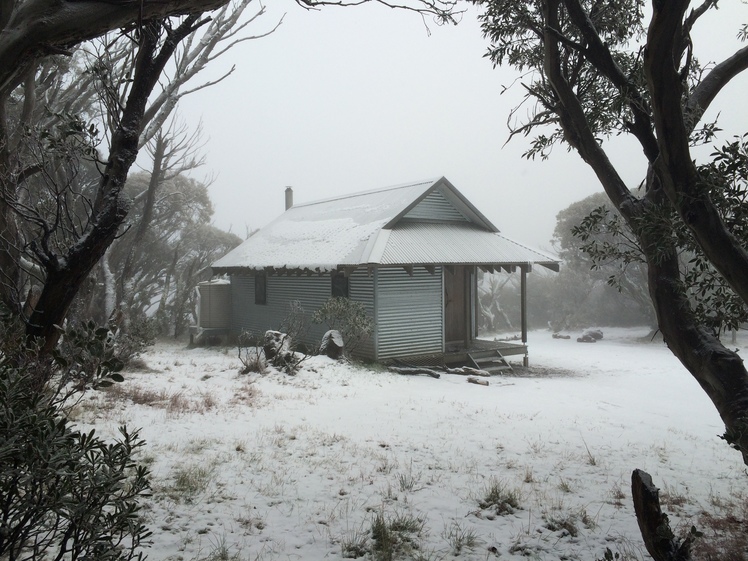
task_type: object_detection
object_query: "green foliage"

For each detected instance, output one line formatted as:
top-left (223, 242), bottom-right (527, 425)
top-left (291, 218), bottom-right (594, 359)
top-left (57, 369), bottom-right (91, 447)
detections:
top-left (0, 359), bottom-right (152, 561)
top-left (311, 297), bottom-right (373, 355)
top-left (475, 0), bottom-right (646, 158)
top-left (569, 136), bottom-right (748, 334)
top-left (54, 319), bottom-right (126, 397)
top-left (0, 314), bottom-right (127, 401)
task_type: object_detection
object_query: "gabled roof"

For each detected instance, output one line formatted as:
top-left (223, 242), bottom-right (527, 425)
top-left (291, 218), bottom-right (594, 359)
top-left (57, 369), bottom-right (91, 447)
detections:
top-left (211, 177), bottom-right (558, 273)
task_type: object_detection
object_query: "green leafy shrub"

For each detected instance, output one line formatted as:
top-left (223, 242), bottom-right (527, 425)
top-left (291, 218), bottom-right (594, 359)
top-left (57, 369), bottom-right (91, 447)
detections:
top-left (0, 361), bottom-right (152, 561)
top-left (53, 319), bottom-right (127, 402)
top-left (311, 297), bottom-right (373, 356)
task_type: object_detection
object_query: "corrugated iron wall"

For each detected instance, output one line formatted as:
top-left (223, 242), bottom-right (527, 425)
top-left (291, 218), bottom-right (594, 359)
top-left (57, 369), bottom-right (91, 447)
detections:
top-left (230, 274), bottom-right (329, 343)
top-left (230, 272), bottom-right (377, 357)
top-left (349, 269), bottom-right (375, 360)
top-left (376, 266), bottom-right (443, 360)
top-left (404, 188), bottom-right (468, 222)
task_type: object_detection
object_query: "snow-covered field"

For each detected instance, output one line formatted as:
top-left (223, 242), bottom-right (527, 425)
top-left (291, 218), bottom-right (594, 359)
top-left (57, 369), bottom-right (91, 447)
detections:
top-left (75, 327), bottom-right (748, 561)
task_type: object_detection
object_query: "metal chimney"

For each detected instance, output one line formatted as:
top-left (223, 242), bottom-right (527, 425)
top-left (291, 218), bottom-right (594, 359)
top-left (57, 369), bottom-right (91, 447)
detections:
top-left (285, 186), bottom-right (293, 210)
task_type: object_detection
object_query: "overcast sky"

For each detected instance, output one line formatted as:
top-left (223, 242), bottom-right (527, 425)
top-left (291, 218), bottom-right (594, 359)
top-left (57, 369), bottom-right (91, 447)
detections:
top-left (178, 1), bottom-right (748, 251)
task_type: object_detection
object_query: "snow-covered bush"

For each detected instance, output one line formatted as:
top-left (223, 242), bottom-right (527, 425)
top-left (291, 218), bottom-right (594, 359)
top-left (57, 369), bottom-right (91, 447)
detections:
top-left (0, 315), bottom-right (151, 561)
top-left (311, 297), bottom-right (373, 356)
top-left (237, 330), bottom-right (265, 374)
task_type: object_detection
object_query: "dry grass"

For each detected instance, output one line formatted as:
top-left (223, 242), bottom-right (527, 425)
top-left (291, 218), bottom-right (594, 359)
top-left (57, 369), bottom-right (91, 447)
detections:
top-left (104, 384), bottom-right (218, 417)
top-left (691, 496), bottom-right (748, 561)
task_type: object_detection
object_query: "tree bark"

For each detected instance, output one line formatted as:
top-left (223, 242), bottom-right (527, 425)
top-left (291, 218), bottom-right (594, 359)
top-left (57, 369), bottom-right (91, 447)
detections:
top-left (0, 95), bottom-right (21, 313)
top-left (26, 18), bottom-right (204, 352)
top-left (644, 1), bottom-right (748, 307)
top-left (538, 0), bottom-right (748, 462)
top-left (642, 238), bottom-right (748, 463)
top-left (0, 0), bottom-right (230, 97)
top-left (116, 132), bottom-right (167, 313)
top-left (631, 469), bottom-right (693, 561)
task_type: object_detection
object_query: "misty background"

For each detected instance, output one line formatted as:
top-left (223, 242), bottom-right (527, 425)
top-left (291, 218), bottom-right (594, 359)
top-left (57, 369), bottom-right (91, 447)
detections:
top-left (175, 1), bottom-right (748, 253)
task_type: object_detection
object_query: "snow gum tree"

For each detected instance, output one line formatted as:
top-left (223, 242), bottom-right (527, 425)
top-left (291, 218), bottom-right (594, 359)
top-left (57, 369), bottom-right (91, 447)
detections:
top-left (469, 0), bottom-right (748, 462)
top-left (3, 17), bottom-right (214, 353)
top-left (0, 0), bottom-right (459, 353)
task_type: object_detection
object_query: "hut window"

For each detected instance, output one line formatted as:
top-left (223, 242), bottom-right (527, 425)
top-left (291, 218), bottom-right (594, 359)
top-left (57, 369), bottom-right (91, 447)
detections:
top-left (331, 271), bottom-right (349, 298)
top-left (255, 272), bottom-right (267, 305)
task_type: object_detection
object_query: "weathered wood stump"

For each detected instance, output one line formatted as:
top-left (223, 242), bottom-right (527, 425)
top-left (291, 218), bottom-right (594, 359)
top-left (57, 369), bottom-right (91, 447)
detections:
top-left (320, 330), bottom-right (344, 359)
top-left (631, 469), bottom-right (693, 561)
top-left (263, 330), bottom-right (290, 360)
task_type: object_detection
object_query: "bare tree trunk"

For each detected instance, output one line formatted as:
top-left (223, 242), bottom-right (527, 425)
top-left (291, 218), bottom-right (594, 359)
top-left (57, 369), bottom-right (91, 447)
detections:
top-left (26, 17), bottom-right (205, 352)
top-left (116, 133), bottom-right (167, 313)
top-left (643, 242), bottom-right (748, 462)
top-left (0, 100), bottom-right (21, 313)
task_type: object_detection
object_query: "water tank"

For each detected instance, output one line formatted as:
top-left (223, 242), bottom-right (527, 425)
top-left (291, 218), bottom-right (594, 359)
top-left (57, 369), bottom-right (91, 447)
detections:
top-left (197, 279), bottom-right (231, 329)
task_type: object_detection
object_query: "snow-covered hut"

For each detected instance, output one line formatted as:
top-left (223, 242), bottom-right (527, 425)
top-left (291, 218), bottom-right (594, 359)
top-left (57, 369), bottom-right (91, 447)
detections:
top-left (210, 177), bottom-right (558, 367)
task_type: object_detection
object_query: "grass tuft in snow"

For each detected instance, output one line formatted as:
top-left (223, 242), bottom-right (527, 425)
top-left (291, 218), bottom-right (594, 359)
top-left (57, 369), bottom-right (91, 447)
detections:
top-left (396, 461), bottom-right (422, 492)
top-left (691, 493), bottom-right (748, 561)
top-left (340, 527), bottom-right (369, 559)
top-left (543, 511), bottom-right (579, 537)
top-left (370, 510), bottom-right (425, 560)
top-left (167, 464), bottom-right (214, 502)
top-left (477, 477), bottom-right (522, 515)
top-left (441, 521), bottom-right (480, 555)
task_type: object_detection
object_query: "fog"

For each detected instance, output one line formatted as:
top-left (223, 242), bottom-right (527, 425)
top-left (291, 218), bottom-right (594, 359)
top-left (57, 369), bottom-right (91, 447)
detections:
top-left (177, 0), bottom-right (748, 251)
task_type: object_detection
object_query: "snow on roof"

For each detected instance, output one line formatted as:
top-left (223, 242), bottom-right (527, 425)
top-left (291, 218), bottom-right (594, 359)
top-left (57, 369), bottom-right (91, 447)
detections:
top-left (376, 222), bottom-right (558, 267)
top-left (211, 177), bottom-right (558, 272)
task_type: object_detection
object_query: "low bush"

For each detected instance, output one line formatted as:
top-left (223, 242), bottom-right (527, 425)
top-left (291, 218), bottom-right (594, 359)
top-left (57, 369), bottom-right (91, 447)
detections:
top-left (0, 363), bottom-right (152, 561)
top-left (0, 312), bottom-right (152, 561)
top-left (237, 330), bottom-right (265, 374)
top-left (312, 297), bottom-right (373, 356)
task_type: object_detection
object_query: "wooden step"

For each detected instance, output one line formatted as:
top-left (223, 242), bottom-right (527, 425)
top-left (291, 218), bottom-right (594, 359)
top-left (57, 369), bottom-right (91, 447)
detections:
top-left (468, 350), bottom-right (512, 374)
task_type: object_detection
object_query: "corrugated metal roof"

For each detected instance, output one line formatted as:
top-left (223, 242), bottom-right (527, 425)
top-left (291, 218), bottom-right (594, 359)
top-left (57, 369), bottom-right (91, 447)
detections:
top-left (212, 177), bottom-right (558, 272)
top-left (375, 222), bottom-right (557, 267)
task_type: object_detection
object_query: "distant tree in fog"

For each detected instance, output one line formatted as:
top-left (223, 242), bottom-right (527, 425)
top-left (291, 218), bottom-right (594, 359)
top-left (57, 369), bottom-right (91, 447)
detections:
top-left (100, 171), bottom-right (240, 336)
top-left (553, 192), bottom-right (654, 327)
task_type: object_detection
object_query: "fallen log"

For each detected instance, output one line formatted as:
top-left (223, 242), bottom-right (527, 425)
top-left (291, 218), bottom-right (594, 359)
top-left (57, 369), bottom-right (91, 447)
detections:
top-left (467, 376), bottom-right (489, 386)
top-left (388, 366), bottom-right (441, 379)
top-left (445, 366), bottom-right (491, 377)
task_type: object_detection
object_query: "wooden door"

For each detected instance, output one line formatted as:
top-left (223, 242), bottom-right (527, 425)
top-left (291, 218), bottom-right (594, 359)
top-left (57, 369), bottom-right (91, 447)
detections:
top-left (444, 266), bottom-right (468, 346)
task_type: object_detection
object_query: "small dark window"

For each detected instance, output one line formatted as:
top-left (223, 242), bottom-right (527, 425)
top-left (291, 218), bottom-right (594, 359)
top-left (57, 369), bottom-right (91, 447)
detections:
top-left (255, 272), bottom-right (267, 305)
top-left (331, 271), bottom-right (349, 298)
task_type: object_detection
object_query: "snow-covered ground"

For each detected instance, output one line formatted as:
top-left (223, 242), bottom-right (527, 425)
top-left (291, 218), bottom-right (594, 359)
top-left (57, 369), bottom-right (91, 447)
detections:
top-left (75, 327), bottom-right (748, 561)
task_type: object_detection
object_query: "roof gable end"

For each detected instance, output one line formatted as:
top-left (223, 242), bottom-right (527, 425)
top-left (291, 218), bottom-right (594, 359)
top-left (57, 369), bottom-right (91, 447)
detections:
top-left (384, 177), bottom-right (499, 232)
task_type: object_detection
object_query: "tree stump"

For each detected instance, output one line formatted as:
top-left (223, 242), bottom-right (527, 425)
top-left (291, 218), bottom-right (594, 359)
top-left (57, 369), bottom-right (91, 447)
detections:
top-left (320, 330), bottom-right (344, 359)
top-left (631, 469), bottom-right (693, 561)
top-left (263, 330), bottom-right (290, 361)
